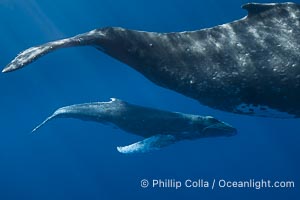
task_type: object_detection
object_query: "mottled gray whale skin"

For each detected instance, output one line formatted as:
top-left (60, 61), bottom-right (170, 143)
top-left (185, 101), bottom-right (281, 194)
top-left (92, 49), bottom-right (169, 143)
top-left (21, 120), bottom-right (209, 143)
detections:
top-left (3, 2), bottom-right (300, 118)
top-left (32, 98), bottom-right (237, 153)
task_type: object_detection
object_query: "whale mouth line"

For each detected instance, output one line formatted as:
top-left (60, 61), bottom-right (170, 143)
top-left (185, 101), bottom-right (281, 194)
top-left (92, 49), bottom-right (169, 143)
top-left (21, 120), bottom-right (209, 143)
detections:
top-left (202, 123), bottom-right (237, 136)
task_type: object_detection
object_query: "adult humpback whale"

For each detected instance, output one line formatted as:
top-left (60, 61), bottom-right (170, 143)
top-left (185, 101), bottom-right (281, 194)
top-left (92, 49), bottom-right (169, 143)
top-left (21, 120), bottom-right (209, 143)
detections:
top-left (2, 2), bottom-right (300, 118)
top-left (31, 98), bottom-right (237, 153)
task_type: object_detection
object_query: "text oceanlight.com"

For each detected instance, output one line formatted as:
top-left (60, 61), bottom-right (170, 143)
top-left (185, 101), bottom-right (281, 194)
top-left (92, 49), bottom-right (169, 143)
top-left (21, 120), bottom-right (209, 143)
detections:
top-left (140, 179), bottom-right (295, 190)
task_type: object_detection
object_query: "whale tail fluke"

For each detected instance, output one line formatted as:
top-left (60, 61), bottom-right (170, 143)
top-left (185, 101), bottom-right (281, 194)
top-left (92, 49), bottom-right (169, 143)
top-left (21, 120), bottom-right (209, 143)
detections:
top-left (31, 114), bottom-right (57, 133)
top-left (31, 106), bottom-right (68, 133)
top-left (2, 38), bottom-right (76, 73)
top-left (2, 30), bottom-right (100, 73)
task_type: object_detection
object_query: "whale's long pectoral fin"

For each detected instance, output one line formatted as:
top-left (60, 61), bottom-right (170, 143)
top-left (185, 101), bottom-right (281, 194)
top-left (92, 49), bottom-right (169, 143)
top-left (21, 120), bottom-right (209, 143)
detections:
top-left (117, 134), bottom-right (177, 154)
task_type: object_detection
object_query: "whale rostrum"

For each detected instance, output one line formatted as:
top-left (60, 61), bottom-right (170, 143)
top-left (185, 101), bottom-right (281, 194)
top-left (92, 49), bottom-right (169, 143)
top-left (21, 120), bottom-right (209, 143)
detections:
top-left (3, 2), bottom-right (300, 118)
top-left (32, 98), bottom-right (237, 153)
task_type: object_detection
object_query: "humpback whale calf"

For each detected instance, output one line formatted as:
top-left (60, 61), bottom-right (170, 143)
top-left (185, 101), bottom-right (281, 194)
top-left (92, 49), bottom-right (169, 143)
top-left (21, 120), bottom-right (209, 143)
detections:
top-left (2, 2), bottom-right (300, 118)
top-left (32, 98), bottom-right (237, 153)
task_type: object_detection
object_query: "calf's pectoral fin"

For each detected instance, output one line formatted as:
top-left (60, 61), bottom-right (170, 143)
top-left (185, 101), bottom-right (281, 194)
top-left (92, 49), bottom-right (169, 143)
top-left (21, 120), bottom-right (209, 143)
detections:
top-left (117, 134), bottom-right (177, 154)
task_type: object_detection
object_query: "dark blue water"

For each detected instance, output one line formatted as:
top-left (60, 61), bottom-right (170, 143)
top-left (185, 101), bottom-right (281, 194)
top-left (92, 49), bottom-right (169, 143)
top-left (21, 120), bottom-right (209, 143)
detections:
top-left (0, 0), bottom-right (299, 199)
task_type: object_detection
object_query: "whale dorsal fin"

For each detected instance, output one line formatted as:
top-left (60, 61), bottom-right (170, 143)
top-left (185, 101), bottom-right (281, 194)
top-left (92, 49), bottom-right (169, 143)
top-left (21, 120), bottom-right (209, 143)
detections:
top-left (117, 135), bottom-right (177, 154)
top-left (110, 98), bottom-right (121, 102)
top-left (242, 3), bottom-right (282, 17)
top-left (109, 97), bottom-right (127, 105)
